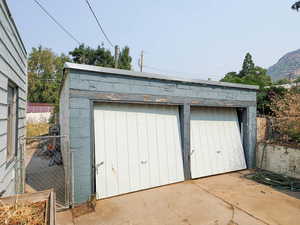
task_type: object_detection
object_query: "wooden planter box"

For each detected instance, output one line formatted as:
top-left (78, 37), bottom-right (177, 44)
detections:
top-left (0, 189), bottom-right (56, 225)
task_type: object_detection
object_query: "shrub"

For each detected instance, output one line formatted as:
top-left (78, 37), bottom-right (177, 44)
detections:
top-left (270, 89), bottom-right (300, 143)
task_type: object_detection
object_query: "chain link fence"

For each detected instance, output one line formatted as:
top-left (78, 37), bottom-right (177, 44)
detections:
top-left (23, 135), bottom-right (71, 209)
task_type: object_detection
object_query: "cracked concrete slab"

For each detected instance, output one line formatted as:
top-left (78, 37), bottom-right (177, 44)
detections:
top-left (194, 171), bottom-right (300, 225)
top-left (57, 171), bottom-right (300, 225)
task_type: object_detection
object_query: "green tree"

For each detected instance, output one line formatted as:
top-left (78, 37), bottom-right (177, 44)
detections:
top-left (295, 77), bottom-right (300, 83)
top-left (257, 86), bottom-right (287, 115)
top-left (69, 44), bottom-right (114, 66)
top-left (240, 53), bottom-right (255, 77)
top-left (118, 46), bottom-right (132, 70)
top-left (69, 44), bottom-right (132, 70)
top-left (242, 66), bottom-right (272, 88)
top-left (274, 78), bottom-right (290, 85)
top-left (221, 72), bottom-right (243, 83)
top-left (220, 53), bottom-right (273, 115)
top-left (28, 46), bottom-right (70, 105)
top-left (221, 53), bottom-right (271, 88)
top-left (221, 66), bottom-right (271, 89)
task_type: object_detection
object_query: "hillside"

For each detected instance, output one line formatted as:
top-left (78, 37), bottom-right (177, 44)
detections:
top-left (268, 49), bottom-right (300, 81)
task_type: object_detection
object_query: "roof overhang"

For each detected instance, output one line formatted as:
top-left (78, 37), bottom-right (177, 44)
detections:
top-left (64, 62), bottom-right (259, 91)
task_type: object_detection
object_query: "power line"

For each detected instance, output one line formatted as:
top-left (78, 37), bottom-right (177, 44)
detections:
top-left (33, 0), bottom-right (81, 45)
top-left (85, 0), bottom-right (114, 48)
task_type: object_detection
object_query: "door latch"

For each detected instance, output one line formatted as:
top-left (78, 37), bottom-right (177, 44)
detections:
top-left (95, 161), bottom-right (104, 174)
top-left (190, 149), bottom-right (196, 156)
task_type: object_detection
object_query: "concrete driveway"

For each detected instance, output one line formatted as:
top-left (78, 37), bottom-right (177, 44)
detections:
top-left (57, 171), bottom-right (300, 225)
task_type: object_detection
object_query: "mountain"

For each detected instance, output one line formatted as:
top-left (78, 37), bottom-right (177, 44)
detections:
top-left (268, 49), bottom-right (300, 81)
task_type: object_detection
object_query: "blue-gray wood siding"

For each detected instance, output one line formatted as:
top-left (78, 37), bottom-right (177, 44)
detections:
top-left (0, 0), bottom-right (27, 196)
top-left (63, 68), bottom-right (257, 204)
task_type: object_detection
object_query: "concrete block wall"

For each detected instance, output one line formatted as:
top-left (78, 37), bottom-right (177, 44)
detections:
top-left (69, 70), bottom-right (257, 103)
top-left (257, 143), bottom-right (300, 179)
top-left (69, 97), bottom-right (92, 203)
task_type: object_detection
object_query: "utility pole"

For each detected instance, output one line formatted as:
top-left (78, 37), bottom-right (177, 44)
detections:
top-left (139, 50), bottom-right (144, 72)
top-left (114, 45), bottom-right (120, 68)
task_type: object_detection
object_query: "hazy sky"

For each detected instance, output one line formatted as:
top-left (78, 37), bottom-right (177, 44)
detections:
top-left (7, 0), bottom-right (300, 80)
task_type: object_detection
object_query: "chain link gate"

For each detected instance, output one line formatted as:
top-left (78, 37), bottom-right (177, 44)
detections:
top-left (22, 135), bottom-right (71, 210)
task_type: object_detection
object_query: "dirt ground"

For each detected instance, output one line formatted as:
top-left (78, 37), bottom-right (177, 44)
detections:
top-left (57, 171), bottom-right (300, 225)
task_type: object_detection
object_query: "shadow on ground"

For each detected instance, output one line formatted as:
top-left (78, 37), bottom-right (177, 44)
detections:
top-left (25, 143), bottom-right (66, 205)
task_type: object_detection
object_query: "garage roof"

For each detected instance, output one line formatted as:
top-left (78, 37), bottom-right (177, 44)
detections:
top-left (64, 62), bottom-right (259, 90)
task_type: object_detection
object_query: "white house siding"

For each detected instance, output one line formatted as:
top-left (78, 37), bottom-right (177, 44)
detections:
top-left (0, 0), bottom-right (27, 197)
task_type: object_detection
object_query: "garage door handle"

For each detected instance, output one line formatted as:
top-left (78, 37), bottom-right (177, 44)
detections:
top-left (141, 160), bottom-right (147, 164)
top-left (95, 162), bottom-right (104, 174)
top-left (190, 149), bottom-right (195, 156)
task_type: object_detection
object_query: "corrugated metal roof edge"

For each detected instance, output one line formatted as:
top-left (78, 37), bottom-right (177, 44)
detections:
top-left (64, 62), bottom-right (259, 91)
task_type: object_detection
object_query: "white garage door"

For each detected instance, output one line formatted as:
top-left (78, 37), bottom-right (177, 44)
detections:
top-left (190, 107), bottom-right (246, 179)
top-left (94, 103), bottom-right (184, 199)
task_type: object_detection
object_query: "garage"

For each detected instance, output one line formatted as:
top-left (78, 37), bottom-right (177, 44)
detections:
top-left (190, 107), bottom-right (246, 179)
top-left (93, 103), bottom-right (184, 199)
top-left (59, 62), bottom-right (258, 205)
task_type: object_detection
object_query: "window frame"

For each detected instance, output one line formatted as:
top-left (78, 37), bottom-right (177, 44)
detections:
top-left (6, 81), bottom-right (18, 166)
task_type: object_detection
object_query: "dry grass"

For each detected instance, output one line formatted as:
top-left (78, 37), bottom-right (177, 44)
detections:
top-left (26, 123), bottom-right (49, 138)
top-left (0, 200), bottom-right (46, 225)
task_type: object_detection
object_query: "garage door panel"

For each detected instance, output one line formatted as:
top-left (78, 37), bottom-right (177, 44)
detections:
top-left (137, 111), bottom-right (151, 189)
top-left (165, 113), bottom-right (181, 183)
top-left (94, 103), bottom-right (184, 199)
top-left (191, 107), bottom-right (246, 179)
top-left (94, 109), bottom-right (107, 197)
top-left (146, 111), bottom-right (161, 187)
top-left (175, 115), bottom-right (184, 178)
top-left (126, 109), bottom-right (141, 192)
top-left (213, 108), bottom-right (231, 174)
top-left (223, 109), bottom-right (243, 170)
top-left (171, 114), bottom-right (184, 182)
top-left (104, 109), bottom-right (119, 197)
top-left (115, 108), bottom-right (131, 195)
top-left (224, 108), bottom-right (246, 171)
top-left (155, 112), bottom-right (169, 185)
top-left (163, 113), bottom-right (174, 183)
